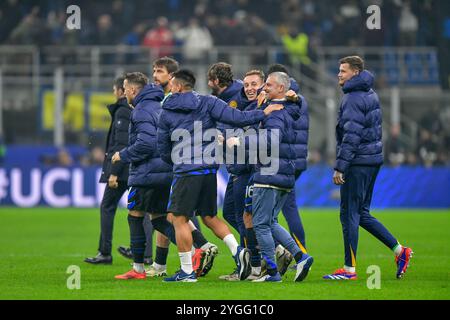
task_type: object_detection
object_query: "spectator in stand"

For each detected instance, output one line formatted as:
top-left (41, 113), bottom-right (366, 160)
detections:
top-left (142, 16), bottom-right (174, 58)
top-left (399, 0), bottom-right (419, 46)
top-left (416, 129), bottom-right (438, 167)
top-left (92, 14), bottom-right (116, 45)
top-left (8, 6), bottom-right (47, 45)
top-left (385, 124), bottom-right (406, 167)
top-left (175, 18), bottom-right (213, 64)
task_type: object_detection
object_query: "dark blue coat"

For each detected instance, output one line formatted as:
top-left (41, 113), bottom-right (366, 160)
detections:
top-left (100, 97), bottom-right (132, 183)
top-left (119, 84), bottom-right (173, 187)
top-left (157, 91), bottom-right (266, 175)
top-left (288, 78), bottom-right (309, 173)
top-left (222, 84), bottom-right (259, 175)
top-left (335, 70), bottom-right (383, 173)
top-left (218, 80), bottom-right (246, 110)
top-left (250, 100), bottom-right (302, 189)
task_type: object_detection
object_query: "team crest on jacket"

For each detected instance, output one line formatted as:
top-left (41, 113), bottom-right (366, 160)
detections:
top-left (229, 100), bottom-right (238, 108)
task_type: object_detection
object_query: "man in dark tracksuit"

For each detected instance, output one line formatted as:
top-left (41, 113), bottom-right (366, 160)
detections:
top-left (85, 76), bottom-right (133, 265)
top-left (323, 56), bottom-right (413, 280)
top-left (113, 73), bottom-right (177, 279)
top-left (207, 62), bottom-right (247, 248)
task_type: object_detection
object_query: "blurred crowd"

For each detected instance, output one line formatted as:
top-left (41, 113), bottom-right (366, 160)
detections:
top-left (0, 0), bottom-right (439, 49)
top-left (384, 106), bottom-right (450, 167)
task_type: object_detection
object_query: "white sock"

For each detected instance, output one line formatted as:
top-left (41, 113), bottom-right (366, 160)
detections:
top-left (344, 265), bottom-right (356, 273)
top-left (133, 263), bottom-right (145, 273)
top-left (179, 251), bottom-right (193, 274)
top-left (393, 243), bottom-right (403, 256)
top-left (153, 262), bottom-right (166, 271)
top-left (223, 234), bottom-right (239, 256)
top-left (191, 246), bottom-right (196, 255)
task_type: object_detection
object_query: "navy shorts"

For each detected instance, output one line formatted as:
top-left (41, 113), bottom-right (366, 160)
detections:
top-left (127, 185), bottom-right (170, 214)
top-left (167, 173), bottom-right (217, 217)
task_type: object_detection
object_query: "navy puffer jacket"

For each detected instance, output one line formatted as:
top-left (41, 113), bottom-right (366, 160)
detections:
top-left (119, 84), bottom-right (173, 187)
top-left (157, 91), bottom-right (265, 175)
top-left (335, 70), bottom-right (383, 173)
top-left (251, 100), bottom-right (302, 189)
top-left (289, 78), bottom-right (309, 173)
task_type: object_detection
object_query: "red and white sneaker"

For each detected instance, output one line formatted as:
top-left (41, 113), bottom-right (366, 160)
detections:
top-left (115, 269), bottom-right (146, 280)
top-left (192, 248), bottom-right (206, 277)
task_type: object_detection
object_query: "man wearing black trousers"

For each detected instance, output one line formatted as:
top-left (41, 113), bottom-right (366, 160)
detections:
top-left (85, 76), bottom-right (132, 264)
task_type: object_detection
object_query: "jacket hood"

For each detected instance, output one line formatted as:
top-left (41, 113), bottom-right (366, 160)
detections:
top-left (132, 84), bottom-right (164, 106)
top-left (219, 80), bottom-right (243, 102)
top-left (162, 91), bottom-right (201, 112)
top-left (342, 70), bottom-right (374, 93)
top-left (290, 78), bottom-right (300, 93)
top-left (284, 101), bottom-right (301, 121)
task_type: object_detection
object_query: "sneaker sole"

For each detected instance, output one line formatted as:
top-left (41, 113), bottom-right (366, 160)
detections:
top-left (163, 278), bottom-right (198, 283)
top-left (199, 247), bottom-right (219, 277)
top-left (278, 253), bottom-right (293, 276)
top-left (294, 257), bottom-right (314, 282)
top-left (238, 249), bottom-right (251, 281)
top-left (146, 271), bottom-right (167, 277)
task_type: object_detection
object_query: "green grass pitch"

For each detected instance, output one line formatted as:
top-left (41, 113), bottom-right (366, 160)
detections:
top-left (0, 207), bottom-right (449, 300)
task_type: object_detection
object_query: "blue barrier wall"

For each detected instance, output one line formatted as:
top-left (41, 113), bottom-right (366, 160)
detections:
top-left (295, 165), bottom-right (450, 208)
top-left (0, 164), bottom-right (448, 208)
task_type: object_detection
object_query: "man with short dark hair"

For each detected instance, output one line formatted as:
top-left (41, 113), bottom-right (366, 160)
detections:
top-left (153, 56), bottom-right (179, 95)
top-left (85, 76), bottom-right (132, 265)
top-left (207, 62), bottom-right (248, 250)
top-left (113, 72), bottom-right (176, 279)
top-left (323, 56), bottom-right (413, 280)
top-left (218, 69), bottom-right (265, 281)
top-left (157, 69), bottom-right (283, 282)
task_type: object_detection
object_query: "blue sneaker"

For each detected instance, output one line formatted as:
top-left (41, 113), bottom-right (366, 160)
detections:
top-left (252, 272), bottom-right (282, 282)
top-left (163, 270), bottom-right (197, 282)
top-left (294, 253), bottom-right (314, 282)
top-left (234, 246), bottom-right (251, 280)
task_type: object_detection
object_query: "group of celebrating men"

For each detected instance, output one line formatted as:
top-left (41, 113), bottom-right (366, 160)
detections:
top-left (84, 55), bottom-right (413, 283)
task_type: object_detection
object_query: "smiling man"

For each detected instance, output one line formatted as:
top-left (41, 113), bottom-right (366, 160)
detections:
top-left (323, 56), bottom-right (413, 280)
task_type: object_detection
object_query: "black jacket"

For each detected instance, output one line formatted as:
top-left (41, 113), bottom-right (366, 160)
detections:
top-left (99, 97), bottom-right (132, 183)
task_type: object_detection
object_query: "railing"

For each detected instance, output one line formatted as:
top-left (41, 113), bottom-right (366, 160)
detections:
top-left (0, 45), bottom-right (447, 155)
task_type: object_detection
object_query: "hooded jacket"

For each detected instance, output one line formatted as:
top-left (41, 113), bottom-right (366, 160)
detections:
top-left (251, 100), bottom-right (302, 189)
top-left (289, 78), bottom-right (309, 173)
top-left (157, 91), bottom-right (265, 175)
top-left (119, 84), bottom-right (173, 187)
top-left (335, 70), bottom-right (383, 173)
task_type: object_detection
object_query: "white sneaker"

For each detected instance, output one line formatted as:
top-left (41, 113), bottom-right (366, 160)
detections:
top-left (145, 264), bottom-right (167, 277)
top-left (252, 273), bottom-right (282, 282)
top-left (219, 270), bottom-right (240, 281)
